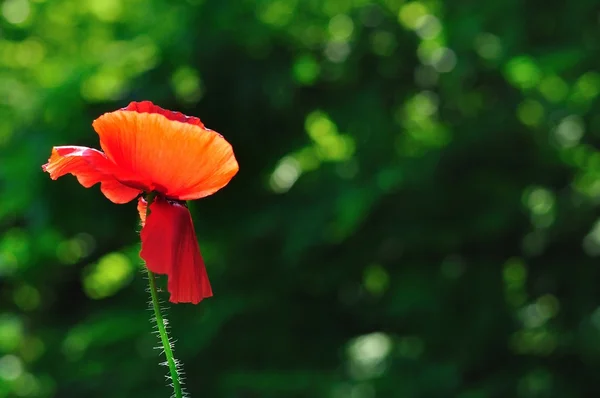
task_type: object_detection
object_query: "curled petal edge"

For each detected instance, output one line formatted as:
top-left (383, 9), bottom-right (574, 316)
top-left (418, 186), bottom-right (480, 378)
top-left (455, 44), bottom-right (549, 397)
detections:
top-left (42, 146), bottom-right (141, 204)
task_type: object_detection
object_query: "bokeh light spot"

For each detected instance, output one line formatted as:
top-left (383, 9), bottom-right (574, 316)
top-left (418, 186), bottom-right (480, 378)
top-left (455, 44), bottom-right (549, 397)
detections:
top-left (257, 0), bottom-right (296, 27)
top-left (554, 115), bottom-right (584, 148)
top-left (325, 41), bottom-right (351, 63)
top-left (0, 355), bottom-right (23, 381)
top-left (329, 14), bottom-right (354, 41)
top-left (2, 0), bottom-right (30, 25)
top-left (171, 66), bottom-right (204, 104)
top-left (80, 68), bottom-right (126, 102)
top-left (292, 55), bottom-right (320, 85)
top-left (574, 72), bottom-right (600, 100)
top-left (415, 15), bottom-right (441, 40)
top-left (14, 39), bottom-right (46, 67)
top-left (86, 0), bottom-right (122, 22)
top-left (82, 252), bottom-right (134, 300)
top-left (505, 56), bottom-right (542, 90)
top-left (347, 332), bottom-right (392, 379)
top-left (363, 264), bottom-right (390, 296)
top-left (525, 187), bottom-right (555, 216)
top-left (538, 75), bottom-right (569, 103)
top-left (13, 285), bottom-right (41, 311)
top-left (293, 147), bottom-right (321, 172)
top-left (503, 258), bottom-right (527, 287)
top-left (398, 2), bottom-right (428, 30)
top-left (0, 315), bottom-right (23, 352)
top-left (269, 156), bottom-right (301, 193)
top-left (430, 47), bottom-right (457, 73)
top-left (517, 99), bottom-right (544, 127)
top-left (474, 33), bottom-right (502, 60)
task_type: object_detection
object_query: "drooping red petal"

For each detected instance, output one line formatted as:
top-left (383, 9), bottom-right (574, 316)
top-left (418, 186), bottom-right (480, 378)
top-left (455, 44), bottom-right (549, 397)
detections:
top-left (42, 146), bottom-right (142, 204)
top-left (139, 196), bottom-right (212, 304)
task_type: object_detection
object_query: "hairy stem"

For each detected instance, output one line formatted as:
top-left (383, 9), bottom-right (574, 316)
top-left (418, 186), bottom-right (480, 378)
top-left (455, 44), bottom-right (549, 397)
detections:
top-left (147, 270), bottom-right (183, 398)
top-left (144, 192), bottom-right (184, 398)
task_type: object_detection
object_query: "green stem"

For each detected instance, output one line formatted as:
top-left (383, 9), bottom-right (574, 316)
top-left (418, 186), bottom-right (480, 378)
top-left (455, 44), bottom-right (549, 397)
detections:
top-left (144, 192), bottom-right (184, 398)
top-left (147, 269), bottom-right (183, 398)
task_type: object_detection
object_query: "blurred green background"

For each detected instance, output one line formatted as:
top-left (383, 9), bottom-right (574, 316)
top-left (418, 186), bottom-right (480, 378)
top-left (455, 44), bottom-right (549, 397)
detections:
top-left (1, 0), bottom-right (600, 397)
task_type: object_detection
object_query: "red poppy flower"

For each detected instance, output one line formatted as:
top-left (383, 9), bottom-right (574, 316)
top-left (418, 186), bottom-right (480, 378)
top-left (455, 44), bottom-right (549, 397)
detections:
top-left (42, 101), bottom-right (239, 304)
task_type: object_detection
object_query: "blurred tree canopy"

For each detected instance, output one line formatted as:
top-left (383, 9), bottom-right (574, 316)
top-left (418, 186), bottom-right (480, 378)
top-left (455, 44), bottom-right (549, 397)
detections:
top-left (1, 0), bottom-right (600, 397)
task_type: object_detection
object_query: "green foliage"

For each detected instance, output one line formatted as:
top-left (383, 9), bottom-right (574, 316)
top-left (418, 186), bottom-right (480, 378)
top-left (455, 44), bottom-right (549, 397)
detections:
top-left (1, 0), bottom-right (600, 397)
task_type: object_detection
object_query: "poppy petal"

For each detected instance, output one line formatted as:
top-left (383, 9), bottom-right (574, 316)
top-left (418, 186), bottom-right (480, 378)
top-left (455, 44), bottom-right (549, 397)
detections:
top-left (42, 146), bottom-right (141, 204)
top-left (92, 104), bottom-right (239, 201)
top-left (139, 196), bottom-right (212, 304)
top-left (100, 179), bottom-right (143, 204)
top-left (123, 101), bottom-right (206, 128)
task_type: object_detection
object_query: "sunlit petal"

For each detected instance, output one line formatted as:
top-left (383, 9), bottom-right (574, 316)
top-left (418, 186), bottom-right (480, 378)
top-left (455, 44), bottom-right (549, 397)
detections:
top-left (42, 146), bottom-right (141, 203)
top-left (92, 103), bottom-right (239, 200)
